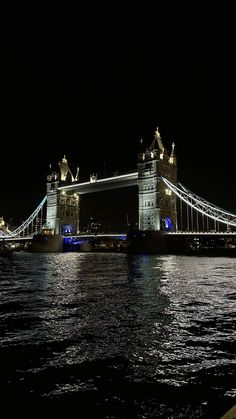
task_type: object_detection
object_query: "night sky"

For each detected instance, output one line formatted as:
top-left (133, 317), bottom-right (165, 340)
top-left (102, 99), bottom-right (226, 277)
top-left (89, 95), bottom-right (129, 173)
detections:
top-left (1, 9), bottom-right (235, 230)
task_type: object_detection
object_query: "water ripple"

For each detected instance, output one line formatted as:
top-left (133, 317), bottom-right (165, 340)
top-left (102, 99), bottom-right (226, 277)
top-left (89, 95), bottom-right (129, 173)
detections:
top-left (0, 253), bottom-right (235, 417)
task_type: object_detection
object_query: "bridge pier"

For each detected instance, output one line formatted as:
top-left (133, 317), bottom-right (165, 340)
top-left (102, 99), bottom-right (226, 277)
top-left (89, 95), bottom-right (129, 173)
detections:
top-left (28, 234), bottom-right (64, 252)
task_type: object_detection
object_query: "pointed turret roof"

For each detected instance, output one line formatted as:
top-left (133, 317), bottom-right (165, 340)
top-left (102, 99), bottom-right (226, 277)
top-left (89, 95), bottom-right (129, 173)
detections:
top-left (150, 126), bottom-right (165, 151)
top-left (59, 155), bottom-right (75, 182)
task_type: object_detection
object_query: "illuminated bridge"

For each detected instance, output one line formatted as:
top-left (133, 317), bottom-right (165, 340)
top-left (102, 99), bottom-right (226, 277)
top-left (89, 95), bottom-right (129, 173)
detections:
top-left (1, 127), bottom-right (236, 249)
top-left (59, 172), bottom-right (138, 194)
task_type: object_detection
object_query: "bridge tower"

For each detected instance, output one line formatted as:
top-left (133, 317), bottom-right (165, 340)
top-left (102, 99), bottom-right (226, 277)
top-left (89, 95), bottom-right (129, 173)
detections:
top-left (46, 156), bottom-right (80, 235)
top-left (137, 127), bottom-right (177, 231)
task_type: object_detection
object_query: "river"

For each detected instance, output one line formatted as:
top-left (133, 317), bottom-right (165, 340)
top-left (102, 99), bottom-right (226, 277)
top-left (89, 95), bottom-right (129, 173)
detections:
top-left (0, 252), bottom-right (235, 417)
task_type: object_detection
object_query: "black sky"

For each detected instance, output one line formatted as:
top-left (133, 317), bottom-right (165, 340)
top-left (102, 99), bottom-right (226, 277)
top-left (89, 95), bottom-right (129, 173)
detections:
top-left (1, 8), bottom-right (236, 228)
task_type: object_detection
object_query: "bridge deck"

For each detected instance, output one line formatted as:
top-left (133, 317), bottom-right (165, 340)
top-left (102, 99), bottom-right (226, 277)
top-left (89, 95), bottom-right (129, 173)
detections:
top-left (168, 232), bottom-right (236, 237)
top-left (2, 231), bottom-right (236, 242)
top-left (58, 172), bottom-right (138, 194)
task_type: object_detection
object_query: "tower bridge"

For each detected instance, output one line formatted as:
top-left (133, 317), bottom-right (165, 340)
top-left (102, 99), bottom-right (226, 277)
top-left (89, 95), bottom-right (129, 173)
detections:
top-left (1, 126), bottom-right (236, 253)
top-left (45, 126), bottom-right (177, 235)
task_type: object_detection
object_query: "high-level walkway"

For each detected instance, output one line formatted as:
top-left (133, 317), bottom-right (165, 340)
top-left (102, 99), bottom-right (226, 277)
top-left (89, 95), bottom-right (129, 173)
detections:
top-left (58, 172), bottom-right (138, 194)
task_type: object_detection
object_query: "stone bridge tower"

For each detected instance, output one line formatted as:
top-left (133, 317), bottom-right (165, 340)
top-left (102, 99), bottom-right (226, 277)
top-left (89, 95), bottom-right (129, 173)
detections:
top-left (46, 156), bottom-right (80, 235)
top-left (137, 127), bottom-right (177, 232)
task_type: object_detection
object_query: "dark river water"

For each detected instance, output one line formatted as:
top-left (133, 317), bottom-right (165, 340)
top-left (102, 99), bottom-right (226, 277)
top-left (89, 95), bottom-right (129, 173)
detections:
top-left (0, 252), bottom-right (235, 417)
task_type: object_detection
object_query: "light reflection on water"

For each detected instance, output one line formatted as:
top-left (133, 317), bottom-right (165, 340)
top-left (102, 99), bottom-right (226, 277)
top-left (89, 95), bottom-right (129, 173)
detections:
top-left (0, 252), bottom-right (235, 417)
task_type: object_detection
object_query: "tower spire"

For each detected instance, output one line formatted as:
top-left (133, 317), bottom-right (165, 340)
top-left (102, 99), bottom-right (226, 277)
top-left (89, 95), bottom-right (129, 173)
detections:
top-left (75, 166), bottom-right (80, 182)
top-left (59, 155), bottom-right (74, 182)
top-left (154, 126), bottom-right (161, 139)
top-left (151, 126), bottom-right (164, 158)
top-left (169, 142), bottom-right (176, 164)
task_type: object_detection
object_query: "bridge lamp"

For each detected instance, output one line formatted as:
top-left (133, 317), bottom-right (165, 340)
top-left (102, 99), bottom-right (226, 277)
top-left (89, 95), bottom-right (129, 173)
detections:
top-left (61, 191), bottom-right (65, 196)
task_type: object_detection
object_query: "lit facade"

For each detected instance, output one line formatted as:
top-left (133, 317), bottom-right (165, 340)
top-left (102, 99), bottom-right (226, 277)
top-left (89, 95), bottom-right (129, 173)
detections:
top-left (137, 128), bottom-right (177, 231)
top-left (46, 157), bottom-right (80, 235)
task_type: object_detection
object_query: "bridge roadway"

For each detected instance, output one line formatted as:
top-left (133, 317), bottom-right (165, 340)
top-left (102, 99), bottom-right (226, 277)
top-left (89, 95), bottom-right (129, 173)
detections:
top-left (58, 172), bottom-right (139, 194)
top-left (1, 232), bottom-right (236, 242)
top-left (0, 236), bottom-right (33, 242)
top-left (66, 233), bottom-right (127, 239)
top-left (0, 233), bottom-right (128, 242)
top-left (68, 232), bottom-right (236, 239)
top-left (168, 232), bottom-right (236, 236)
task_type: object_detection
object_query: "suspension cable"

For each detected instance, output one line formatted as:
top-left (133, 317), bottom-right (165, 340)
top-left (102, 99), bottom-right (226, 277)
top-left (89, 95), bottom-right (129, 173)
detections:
top-left (162, 177), bottom-right (236, 227)
top-left (4, 196), bottom-right (47, 238)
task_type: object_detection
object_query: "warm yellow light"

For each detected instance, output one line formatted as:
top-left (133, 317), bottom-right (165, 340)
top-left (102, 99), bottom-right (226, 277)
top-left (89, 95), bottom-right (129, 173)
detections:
top-left (165, 188), bottom-right (172, 195)
top-left (155, 126), bottom-right (161, 139)
top-left (90, 174), bottom-right (97, 183)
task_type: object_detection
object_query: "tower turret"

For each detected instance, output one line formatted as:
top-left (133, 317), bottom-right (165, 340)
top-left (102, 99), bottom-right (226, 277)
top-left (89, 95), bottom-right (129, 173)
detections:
top-left (59, 156), bottom-right (75, 182)
top-left (46, 169), bottom-right (60, 234)
top-left (169, 142), bottom-right (176, 165)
